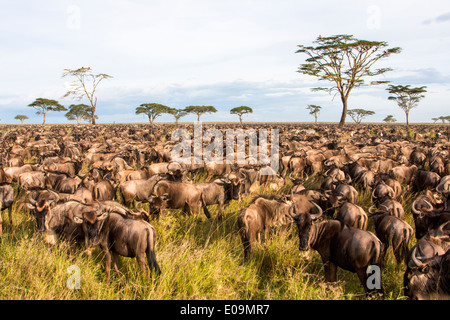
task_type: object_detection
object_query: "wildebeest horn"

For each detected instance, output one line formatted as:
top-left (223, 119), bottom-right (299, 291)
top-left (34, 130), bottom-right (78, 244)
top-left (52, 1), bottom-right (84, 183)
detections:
top-left (422, 200), bottom-right (434, 212)
top-left (288, 205), bottom-right (296, 218)
top-left (303, 172), bottom-right (309, 181)
top-left (379, 204), bottom-right (389, 212)
top-left (27, 192), bottom-right (37, 206)
top-left (438, 220), bottom-right (450, 232)
top-left (368, 204), bottom-right (377, 214)
top-left (409, 247), bottom-right (424, 268)
top-left (310, 201), bottom-right (323, 220)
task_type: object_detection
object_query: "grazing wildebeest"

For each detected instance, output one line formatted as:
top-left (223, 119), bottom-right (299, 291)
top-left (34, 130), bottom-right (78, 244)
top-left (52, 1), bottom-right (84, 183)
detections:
top-left (411, 201), bottom-right (450, 239)
top-left (237, 195), bottom-right (296, 260)
top-left (371, 212), bottom-right (413, 265)
top-left (0, 185), bottom-right (14, 236)
top-left (289, 206), bottom-right (383, 294)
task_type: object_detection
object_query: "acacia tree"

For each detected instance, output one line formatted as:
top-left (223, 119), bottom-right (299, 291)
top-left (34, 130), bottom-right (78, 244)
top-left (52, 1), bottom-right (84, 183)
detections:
top-left (306, 105), bottom-right (321, 123)
top-left (347, 108), bottom-right (375, 124)
top-left (383, 115), bottom-right (397, 123)
top-left (62, 67), bottom-right (112, 125)
top-left (184, 105), bottom-right (217, 122)
top-left (230, 106), bottom-right (253, 125)
top-left (432, 115), bottom-right (450, 123)
top-left (14, 114), bottom-right (29, 124)
top-left (168, 108), bottom-right (188, 124)
top-left (65, 104), bottom-right (97, 124)
top-left (296, 34), bottom-right (401, 127)
top-left (28, 98), bottom-right (67, 125)
top-left (136, 103), bottom-right (171, 124)
top-left (386, 84), bottom-right (427, 126)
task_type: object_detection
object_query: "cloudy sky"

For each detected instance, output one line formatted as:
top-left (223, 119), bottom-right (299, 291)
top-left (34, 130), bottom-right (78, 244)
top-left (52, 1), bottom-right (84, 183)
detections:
top-left (1, 0), bottom-right (449, 124)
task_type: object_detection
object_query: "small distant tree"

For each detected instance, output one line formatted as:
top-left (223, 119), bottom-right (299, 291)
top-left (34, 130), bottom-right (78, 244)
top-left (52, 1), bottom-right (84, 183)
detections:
top-left (386, 84), bottom-right (427, 126)
top-left (14, 114), bottom-right (29, 124)
top-left (28, 98), bottom-right (67, 125)
top-left (65, 104), bottom-right (97, 124)
top-left (306, 105), bottom-right (321, 123)
top-left (62, 67), bottom-right (112, 125)
top-left (383, 115), bottom-right (397, 123)
top-left (168, 108), bottom-right (188, 124)
top-left (347, 108), bottom-right (375, 124)
top-left (230, 106), bottom-right (253, 125)
top-left (433, 115), bottom-right (450, 123)
top-left (184, 105), bottom-right (217, 122)
top-left (136, 103), bottom-right (171, 124)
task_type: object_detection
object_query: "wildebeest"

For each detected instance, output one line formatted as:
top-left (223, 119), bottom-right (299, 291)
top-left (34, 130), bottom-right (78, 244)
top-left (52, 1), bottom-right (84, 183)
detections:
top-left (0, 185), bottom-right (14, 236)
top-left (289, 207), bottom-right (383, 294)
top-left (238, 195), bottom-right (295, 260)
top-left (196, 174), bottom-right (240, 220)
top-left (81, 204), bottom-right (161, 282)
top-left (404, 248), bottom-right (450, 300)
top-left (151, 180), bottom-right (211, 218)
top-left (371, 212), bottom-right (413, 265)
top-left (336, 202), bottom-right (368, 230)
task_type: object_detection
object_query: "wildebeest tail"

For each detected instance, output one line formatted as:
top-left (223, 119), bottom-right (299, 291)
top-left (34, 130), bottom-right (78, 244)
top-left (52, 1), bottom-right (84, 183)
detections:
top-left (237, 210), bottom-right (251, 261)
top-left (146, 226), bottom-right (161, 274)
top-left (200, 193), bottom-right (211, 219)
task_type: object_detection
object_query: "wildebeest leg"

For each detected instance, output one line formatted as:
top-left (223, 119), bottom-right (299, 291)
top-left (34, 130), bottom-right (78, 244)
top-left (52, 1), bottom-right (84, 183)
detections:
top-left (0, 205), bottom-right (3, 237)
top-left (101, 245), bottom-right (112, 282)
top-left (323, 261), bottom-right (337, 283)
top-left (8, 206), bottom-right (12, 227)
top-left (112, 252), bottom-right (121, 274)
top-left (136, 254), bottom-right (149, 276)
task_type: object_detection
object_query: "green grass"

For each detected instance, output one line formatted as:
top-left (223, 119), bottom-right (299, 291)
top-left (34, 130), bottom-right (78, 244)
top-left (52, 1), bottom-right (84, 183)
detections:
top-left (0, 174), bottom-right (417, 300)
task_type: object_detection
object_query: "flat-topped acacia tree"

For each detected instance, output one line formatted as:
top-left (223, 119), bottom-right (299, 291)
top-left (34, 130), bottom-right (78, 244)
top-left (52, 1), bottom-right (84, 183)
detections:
top-left (296, 34), bottom-right (401, 127)
top-left (184, 105), bottom-right (217, 122)
top-left (230, 106), bottom-right (253, 126)
top-left (28, 98), bottom-right (67, 125)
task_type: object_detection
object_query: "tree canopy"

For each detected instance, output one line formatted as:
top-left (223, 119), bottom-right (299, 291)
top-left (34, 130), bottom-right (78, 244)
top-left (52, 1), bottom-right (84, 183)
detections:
top-left (28, 98), bottom-right (67, 125)
top-left (383, 115), bottom-right (397, 123)
top-left (136, 103), bottom-right (172, 124)
top-left (168, 108), bottom-right (189, 124)
top-left (14, 114), bottom-right (29, 124)
top-left (62, 67), bottom-right (112, 125)
top-left (347, 108), bottom-right (375, 124)
top-left (184, 105), bottom-right (217, 122)
top-left (230, 106), bottom-right (253, 125)
top-left (386, 84), bottom-right (427, 126)
top-left (306, 105), bottom-right (321, 123)
top-left (296, 34), bottom-right (401, 127)
top-left (65, 104), bottom-right (97, 124)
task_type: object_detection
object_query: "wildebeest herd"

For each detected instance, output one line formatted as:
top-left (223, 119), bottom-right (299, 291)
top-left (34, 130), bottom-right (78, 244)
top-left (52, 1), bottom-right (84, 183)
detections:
top-left (0, 123), bottom-right (449, 300)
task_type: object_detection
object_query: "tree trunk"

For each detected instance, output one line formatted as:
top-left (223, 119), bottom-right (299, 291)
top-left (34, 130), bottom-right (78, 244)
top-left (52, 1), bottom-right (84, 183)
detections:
top-left (406, 111), bottom-right (409, 126)
top-left (338, 95), bottom-right (348, 127)
top-left (197, 114), bottom-right (201, 122)
top-left (315, 114), bottom-right (318, 123)
top-left (42, 111), bottom-right (47, 125)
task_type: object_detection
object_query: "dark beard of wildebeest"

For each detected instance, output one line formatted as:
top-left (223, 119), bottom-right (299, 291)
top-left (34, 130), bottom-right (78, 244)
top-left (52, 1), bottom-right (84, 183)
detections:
top-left (289, 206), bottom-right (384, 295)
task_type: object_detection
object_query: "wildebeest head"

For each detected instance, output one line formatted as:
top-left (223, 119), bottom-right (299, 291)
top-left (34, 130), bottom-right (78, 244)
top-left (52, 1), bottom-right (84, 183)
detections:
top-left (25, 192), bottom-right (57, 232)
top-left (147, 193), bottom-right (169, 217)
top-left (72, 206), bottom-right (109, 248)
top-left (404, 247), bottom-right (450, 300)
top-left (289, 201), bottom-right (323, 251)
